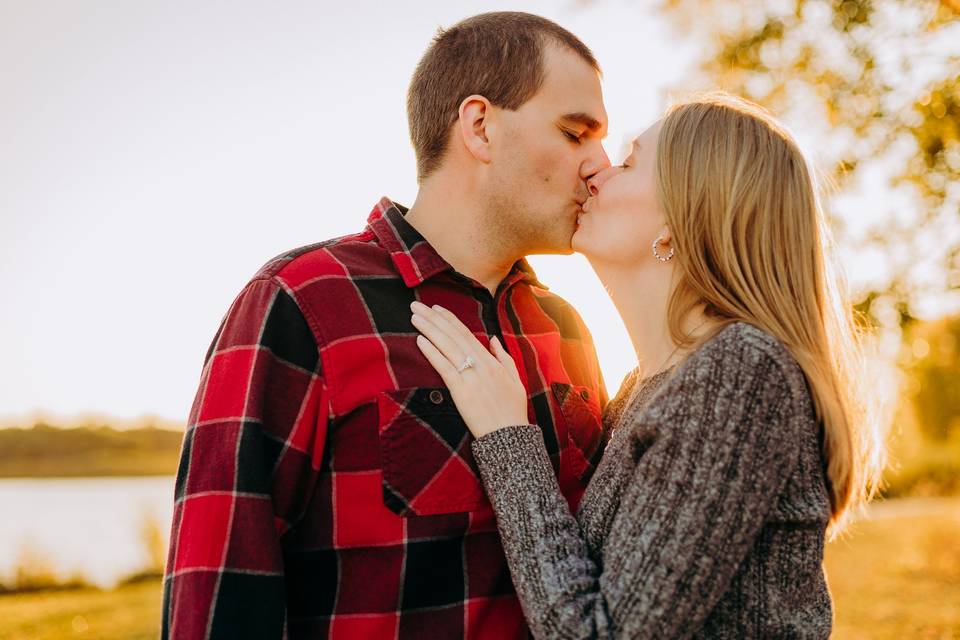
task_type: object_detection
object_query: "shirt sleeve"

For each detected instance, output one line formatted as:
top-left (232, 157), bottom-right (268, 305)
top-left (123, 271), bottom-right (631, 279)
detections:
top-left (470, 336), bottom-right (803, 639)
top-left (162, 276), bottom-right (328, 640)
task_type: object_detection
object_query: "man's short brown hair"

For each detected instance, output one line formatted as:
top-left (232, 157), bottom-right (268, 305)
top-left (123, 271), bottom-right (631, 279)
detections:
top-left (407, 12), bottom-right (599, 182)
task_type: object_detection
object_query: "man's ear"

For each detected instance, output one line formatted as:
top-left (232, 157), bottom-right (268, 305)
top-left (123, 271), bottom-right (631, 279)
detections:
top-left (458, 95), bottom-right (493, 165)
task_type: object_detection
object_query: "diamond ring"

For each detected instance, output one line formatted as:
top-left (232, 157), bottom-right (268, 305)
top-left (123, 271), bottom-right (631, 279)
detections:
top-left (456, 355), bottom-right (476, 373)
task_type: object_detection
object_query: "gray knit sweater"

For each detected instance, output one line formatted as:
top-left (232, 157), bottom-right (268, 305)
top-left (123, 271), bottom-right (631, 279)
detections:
top-left (471, 322), bottom-right (833, 639)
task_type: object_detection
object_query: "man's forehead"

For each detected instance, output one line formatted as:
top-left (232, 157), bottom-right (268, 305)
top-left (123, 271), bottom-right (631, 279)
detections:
top-left (540, 45), bottom-right (608, 133)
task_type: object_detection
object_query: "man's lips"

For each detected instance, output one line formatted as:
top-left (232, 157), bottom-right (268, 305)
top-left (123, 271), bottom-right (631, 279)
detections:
top-left (575, 198), bottom-right (588, 227)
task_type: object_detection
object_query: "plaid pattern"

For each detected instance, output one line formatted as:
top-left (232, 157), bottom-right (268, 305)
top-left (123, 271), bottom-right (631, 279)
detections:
top-left (162, 198), bottom-right (608, 639)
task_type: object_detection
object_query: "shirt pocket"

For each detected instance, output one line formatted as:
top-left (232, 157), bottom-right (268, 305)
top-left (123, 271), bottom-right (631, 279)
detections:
top-left (551, 382), bottom-right (604, 482)
top-left (376, 387), bottom-right (487, 517)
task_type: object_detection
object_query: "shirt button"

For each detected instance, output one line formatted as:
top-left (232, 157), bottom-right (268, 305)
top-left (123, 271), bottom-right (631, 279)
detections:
top-left (579, 389), bottom-right (590, 401)
top-left (429, 390), bottom-right (444, 405)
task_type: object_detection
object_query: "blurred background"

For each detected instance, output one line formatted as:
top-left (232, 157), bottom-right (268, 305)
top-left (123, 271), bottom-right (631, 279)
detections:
top-left (1, 0), bottom-right (958, 638)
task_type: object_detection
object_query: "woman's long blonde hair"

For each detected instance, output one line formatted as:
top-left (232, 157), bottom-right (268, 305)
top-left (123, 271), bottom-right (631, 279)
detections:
top-left (656, 92), bottom-right (883, 533)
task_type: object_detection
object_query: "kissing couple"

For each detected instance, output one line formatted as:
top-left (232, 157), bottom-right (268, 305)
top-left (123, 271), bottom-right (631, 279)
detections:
top-left (163, 11), bottom-right (882, 639)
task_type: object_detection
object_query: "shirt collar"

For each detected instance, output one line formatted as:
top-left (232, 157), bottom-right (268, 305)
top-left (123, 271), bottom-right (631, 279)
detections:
top-left (366, 197), bottom-right (548, 290)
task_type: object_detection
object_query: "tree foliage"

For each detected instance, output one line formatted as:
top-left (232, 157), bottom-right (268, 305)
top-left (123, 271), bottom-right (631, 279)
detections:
top-left (657, 0), bottom-right (960, 324)
top-left (0, 424), bottom-right (183, 477)
top-left (904, 314), bottom-right (960, 441)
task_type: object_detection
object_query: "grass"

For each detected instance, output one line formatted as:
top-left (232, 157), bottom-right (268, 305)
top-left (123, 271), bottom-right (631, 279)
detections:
top-left (0, 499), bottom-right (956, 639)
top-left (0, 580), bottom-right (162, 640)
top-left (825, 498), bottom-right (960, 639)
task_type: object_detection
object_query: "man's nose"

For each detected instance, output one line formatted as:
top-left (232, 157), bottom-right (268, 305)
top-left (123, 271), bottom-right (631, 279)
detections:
top-left (582, 144), bottom-right (611, 186)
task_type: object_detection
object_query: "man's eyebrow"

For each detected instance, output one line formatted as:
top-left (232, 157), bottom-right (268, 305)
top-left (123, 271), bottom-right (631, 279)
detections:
top-left (560, 112), bottom-right (604, 132)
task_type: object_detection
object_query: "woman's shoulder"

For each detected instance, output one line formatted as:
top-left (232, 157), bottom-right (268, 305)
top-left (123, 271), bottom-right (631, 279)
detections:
top-left (693, 321), bottom-right (797, 367)
top-left (684, 321), bottom-right (812, 407)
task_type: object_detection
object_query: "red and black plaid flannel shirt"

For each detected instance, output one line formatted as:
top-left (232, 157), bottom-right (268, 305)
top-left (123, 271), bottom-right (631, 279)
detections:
top-left (162, 198), bottom-right (609, 639)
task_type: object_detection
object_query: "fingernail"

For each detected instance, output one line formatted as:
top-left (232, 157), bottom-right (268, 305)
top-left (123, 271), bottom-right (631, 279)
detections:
top-left (411, 301), bottom-right (426, 310)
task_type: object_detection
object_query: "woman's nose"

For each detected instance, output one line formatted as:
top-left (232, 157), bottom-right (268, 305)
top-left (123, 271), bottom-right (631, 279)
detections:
top-left (587, 177), bottom-right (600, 196)
top-left (587, 166), bottom-right (617, 196)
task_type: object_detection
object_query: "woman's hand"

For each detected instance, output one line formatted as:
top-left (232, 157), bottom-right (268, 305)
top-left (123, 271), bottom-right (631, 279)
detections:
top-left (410, 301), bottom-right (529, 439)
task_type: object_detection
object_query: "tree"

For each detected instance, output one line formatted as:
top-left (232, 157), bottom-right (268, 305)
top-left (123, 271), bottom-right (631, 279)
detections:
top-left (904, 314), bottom-right (960, 441)
top-left (654, 0), bottom-right (960, 327)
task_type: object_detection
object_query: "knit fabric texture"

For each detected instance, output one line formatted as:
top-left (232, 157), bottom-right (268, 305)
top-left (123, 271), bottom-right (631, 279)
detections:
top-left (471, 322), bottom-right (834, 639)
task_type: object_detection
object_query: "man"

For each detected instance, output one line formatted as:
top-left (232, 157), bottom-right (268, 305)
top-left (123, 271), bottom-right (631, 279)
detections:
top-left (163, 11), bottom-right (611, 639)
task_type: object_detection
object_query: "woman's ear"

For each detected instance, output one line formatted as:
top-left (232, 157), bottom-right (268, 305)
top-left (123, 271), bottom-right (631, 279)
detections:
top-left (457, 95), bottom-right (493, 164)
top-left (658, 225), bottom-right (672, 246)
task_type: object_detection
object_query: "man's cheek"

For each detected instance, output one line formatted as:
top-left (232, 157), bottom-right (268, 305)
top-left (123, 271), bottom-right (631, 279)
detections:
top-left (534, 155), bottom-right (566, 188)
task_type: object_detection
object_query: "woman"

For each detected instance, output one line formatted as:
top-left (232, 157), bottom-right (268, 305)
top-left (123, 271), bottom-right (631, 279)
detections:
top-left (409, 93), bottom-right (883, 638)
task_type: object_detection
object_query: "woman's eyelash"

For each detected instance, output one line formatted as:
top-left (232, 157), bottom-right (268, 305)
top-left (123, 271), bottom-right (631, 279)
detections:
top-left (562, 130), bottom-right (582, 144)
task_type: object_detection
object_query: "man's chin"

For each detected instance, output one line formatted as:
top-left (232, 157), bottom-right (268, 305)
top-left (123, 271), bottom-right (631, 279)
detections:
top-left (524, 245), bottom-right (576, 257)
top-left (532, 229), bottom-right (577, 256)
top-left (569, 221), bottom-right (588, 253)
top-left (515, 217), bottom-right (578, 256)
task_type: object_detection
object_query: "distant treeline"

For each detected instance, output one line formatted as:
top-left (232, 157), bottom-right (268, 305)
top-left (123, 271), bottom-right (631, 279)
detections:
top-left (0, 423), bottom-right (183, 477)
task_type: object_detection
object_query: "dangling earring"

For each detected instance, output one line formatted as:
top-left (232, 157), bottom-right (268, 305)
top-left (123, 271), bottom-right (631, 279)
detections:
top-left (652, 236), bottom-right (674, 262)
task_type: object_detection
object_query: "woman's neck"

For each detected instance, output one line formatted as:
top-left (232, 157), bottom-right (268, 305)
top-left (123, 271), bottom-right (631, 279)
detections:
top-left (589, 259), bottom-right (710, 378)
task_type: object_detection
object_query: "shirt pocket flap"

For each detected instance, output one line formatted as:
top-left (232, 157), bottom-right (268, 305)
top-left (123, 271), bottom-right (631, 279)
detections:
top-left (377, 387), bottom-right (487, 516)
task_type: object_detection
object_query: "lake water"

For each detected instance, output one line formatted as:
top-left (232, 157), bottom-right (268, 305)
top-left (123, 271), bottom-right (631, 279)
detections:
top-left (1, 477), bottom-right (956, 592)
top-left (0, 476), bottom-right (174, 588)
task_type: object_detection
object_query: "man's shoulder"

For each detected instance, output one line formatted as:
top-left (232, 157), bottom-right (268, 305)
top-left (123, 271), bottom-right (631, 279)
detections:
top-left (251, 228), bottom-right (388, 285)
top-left (519, 285), bottom-right (596, 342)
top-left (524, 285), bottom-right (577, 313)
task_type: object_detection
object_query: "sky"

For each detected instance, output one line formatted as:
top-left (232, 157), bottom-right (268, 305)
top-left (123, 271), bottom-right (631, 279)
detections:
top-left (0, 0), bottom-right (926, 425)
top-left (0, 0), bottom-right (710, 424)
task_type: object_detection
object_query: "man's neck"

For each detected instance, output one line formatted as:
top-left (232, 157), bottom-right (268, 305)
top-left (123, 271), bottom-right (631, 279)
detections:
top-left (404, 181), bottom-right (520, 295)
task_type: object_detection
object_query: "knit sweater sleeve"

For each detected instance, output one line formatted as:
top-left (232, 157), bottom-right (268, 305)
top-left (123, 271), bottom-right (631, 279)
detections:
top-left (470, 330), bottom-right (805, 639)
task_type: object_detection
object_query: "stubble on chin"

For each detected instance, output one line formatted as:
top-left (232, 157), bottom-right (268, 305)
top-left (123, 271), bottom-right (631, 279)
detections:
top-left (503, 207), bottom-right (575, 256)
top-left (533, 208), bottom-right (578, 255)
top-left (481, 182), bottom-right (576, 255)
